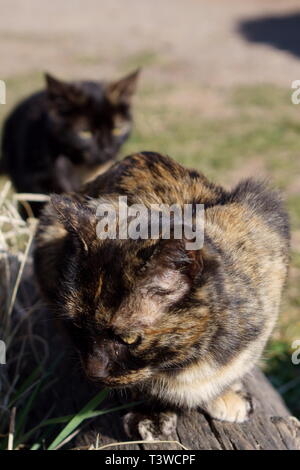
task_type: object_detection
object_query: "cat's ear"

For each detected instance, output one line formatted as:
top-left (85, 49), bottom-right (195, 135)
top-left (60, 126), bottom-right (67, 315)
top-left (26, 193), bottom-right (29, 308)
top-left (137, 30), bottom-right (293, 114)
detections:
top-left (50, 194), bottom-right (97, 251)
top-left (154, 233), bottom-right (219, 286)
top-left (45, 73), bottom-right (69, 96)
top-left (106, 69), bottom-right (140, 106)
top-left (156, 238), bottom-right (205, 282)
top-left (45, 73), bottom-right (86, 111)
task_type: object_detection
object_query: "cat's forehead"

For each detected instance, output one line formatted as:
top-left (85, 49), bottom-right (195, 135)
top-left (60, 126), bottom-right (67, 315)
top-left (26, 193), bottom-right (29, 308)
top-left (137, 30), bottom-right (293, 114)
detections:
top-left (75, 80), bottom-right (106, 102)
top-left (94, 238), bottom-right (155, 271)
top-left (82, 239), bottom-right (160, 295)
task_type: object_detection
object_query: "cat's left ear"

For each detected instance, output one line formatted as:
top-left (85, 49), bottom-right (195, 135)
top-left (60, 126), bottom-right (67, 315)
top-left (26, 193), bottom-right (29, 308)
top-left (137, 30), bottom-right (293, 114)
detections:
top-left (106, 69), bottom-right (140, 106)
top-left (45, 73), bottom-right (87, 111)
top-left (50, 195), bottom-right (97, 251)
top-left (45, 73), bottom-right (69, 95)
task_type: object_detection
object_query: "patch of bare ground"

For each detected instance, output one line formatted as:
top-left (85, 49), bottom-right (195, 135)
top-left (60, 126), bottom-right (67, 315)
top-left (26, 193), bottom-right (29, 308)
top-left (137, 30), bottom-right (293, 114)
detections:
top-left (1, 0), bottom-right (300, 87)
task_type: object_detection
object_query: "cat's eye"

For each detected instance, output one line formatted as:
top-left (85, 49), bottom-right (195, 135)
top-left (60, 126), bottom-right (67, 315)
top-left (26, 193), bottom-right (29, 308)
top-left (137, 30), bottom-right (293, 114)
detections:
top-left (112, 122), bottom-right (130, 137)
top-left (78, 130), bottom-right (92, 140)
top-left (112, 126), bottom-right (125, 137)
top-left (119, 333), bottom-right (140, 345)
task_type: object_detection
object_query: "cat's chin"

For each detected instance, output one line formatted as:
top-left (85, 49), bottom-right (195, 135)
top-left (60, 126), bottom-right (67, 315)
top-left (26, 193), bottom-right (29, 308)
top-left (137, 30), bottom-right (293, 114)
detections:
top-left (85, 371), bottom-right (151, 389)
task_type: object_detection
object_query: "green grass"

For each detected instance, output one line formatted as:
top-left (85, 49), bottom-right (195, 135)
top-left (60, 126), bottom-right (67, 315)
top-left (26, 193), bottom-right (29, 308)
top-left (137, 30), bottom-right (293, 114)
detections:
top-left (232, 84), bottom-right (291, 110)
top-left (1, 366), bottom-right (138, 450)
top-left (123, 84), bottom-right (300, 210)
top-left (264, 340), bottom-right (300, 418)
top-left (121, 49), bottom-right (162, 71)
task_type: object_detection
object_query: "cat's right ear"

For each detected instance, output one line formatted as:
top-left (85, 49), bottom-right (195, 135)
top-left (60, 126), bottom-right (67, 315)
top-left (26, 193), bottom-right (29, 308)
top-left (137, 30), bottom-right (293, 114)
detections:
top-left (106, 69), bottom-right (140, 106)
top-left (50, 194), bottom-right (97, 251)
top-left (45, 73), bottom-right (86, 113)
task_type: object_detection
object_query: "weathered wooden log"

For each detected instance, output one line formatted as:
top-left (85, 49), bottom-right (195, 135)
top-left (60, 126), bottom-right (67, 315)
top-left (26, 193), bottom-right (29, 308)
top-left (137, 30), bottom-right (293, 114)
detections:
top-left (74, 367), bottom-right (300, 451)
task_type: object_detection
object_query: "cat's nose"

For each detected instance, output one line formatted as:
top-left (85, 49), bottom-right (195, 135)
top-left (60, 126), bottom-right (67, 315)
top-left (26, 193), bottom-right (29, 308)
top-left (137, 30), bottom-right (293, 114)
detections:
top-left (85, 346), bottom-right (110, 380)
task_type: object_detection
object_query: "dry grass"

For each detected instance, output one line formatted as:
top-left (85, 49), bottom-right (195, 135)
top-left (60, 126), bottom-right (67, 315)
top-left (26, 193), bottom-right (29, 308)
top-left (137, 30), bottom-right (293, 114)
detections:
top-left (0, 183), bottom-right (42, 448)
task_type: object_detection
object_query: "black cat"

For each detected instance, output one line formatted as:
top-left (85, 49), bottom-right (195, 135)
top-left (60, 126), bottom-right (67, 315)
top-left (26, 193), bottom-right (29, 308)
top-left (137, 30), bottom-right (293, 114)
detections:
top-left (0, 69), bottom-right (140, 217)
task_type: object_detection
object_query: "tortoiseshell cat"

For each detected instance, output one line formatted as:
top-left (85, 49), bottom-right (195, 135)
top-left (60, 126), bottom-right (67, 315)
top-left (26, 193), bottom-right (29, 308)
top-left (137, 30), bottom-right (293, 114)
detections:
top-left (34, 152), bottom-right (289, 437)
top-left (0, 69), bottom-right (139, 217)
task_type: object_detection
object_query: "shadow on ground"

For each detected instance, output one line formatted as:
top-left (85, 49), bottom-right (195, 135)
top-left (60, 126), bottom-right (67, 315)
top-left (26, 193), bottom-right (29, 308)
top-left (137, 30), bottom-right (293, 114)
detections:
top-left (238, 12), bottom-right (300, 59)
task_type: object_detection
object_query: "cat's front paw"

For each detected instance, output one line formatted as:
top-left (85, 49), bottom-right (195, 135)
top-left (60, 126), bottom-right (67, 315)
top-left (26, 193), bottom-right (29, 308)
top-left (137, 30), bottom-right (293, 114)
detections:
top-left (124, 410), bottom-right (177, 441)
top-left (203, 386), bottom-right (252, 423)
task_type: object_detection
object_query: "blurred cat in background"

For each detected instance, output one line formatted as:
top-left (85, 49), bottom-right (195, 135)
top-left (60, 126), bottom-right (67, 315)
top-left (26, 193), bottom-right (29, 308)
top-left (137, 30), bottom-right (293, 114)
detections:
top-left (0, 69), bottom-right (140, 217)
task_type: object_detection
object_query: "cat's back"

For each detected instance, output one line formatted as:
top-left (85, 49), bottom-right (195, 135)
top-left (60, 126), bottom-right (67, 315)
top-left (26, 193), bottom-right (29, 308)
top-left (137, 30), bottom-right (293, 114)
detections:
top-left (2, 90), bottom-right (47, 138)
top-left (1, 90), bottom-right (47, 173)
top-left (205, 178), bottom-right (290, 317)
top-left (84, 153), bottom-right (290, 261)
top-left (84, 151), bottom-right (226, 207)
top-left (207, 178), bottom-right (290, 257)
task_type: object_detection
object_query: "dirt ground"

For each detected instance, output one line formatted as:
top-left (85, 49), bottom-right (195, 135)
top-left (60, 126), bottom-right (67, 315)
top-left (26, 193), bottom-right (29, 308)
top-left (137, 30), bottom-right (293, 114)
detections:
top-left (1, 0), bottom-right (300, 86)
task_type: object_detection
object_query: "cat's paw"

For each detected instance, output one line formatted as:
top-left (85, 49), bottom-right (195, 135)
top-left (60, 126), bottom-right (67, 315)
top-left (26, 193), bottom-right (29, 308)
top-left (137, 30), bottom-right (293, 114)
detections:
top-left (203, 386), bottom-right (252, 423)
top-left (123, 411), bottom-right (177, 441)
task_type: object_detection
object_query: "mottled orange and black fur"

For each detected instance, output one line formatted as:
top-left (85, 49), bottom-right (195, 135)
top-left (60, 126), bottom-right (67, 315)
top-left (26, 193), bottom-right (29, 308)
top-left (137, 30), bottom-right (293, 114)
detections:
top-left (34, 152), bottom-right (290, 428)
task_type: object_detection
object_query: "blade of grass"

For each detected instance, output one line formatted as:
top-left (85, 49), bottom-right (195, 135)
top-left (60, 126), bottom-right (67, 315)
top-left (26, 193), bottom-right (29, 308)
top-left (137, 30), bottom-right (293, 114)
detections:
top-left (7, 407), bottom-right (16, 450)
top-left (18, 415), bottom-right (74, 447)
top-left (0, 181), bottom-right (12, 208)
top-left (13, 354), bottom-right (63, 447)
top-left (5, 218), bottom-right (37, 334)
top-left (14, 369), bottom-right (56, 440)
top-left (9, 365), bottom-right (42, 407)
top-left (54, 429), bottom-right (81, 450)
top-left (47, 389), bottom-right (109, 450)
top-left (30, 443), bottom-right (41, 450)
top-left (14, 378), bottom-right (43, 439)
top-left (20, 400), bottom-right (142, 447)
top-left (47, 393), bottom-right (143, 450)
top-left (94, 439), bottom-right (189, 451)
